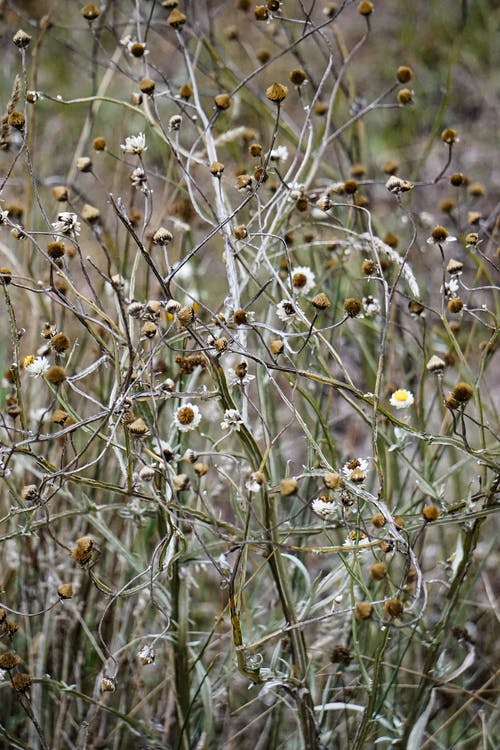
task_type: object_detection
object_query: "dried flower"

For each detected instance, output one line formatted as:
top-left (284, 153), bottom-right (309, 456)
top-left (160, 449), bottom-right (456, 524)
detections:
top-left (168, 8), bottom-right (187, 27)
top-left (362, 296), bottom-right (380, 317)
top-left (343, 297), bottom-right (363, 318)
top-left (174, 403), bottom-right (202, 432)
top-left (12, 673), bottom-right (33, 693)
top-left (71, 536), bottom-right (94, 565)
top-left (58, 583), bottom-right (74, 599)
top-left (389, 389), bottom-right (414, 409)
top-left (214, 94), bottom-right (231, 110)
top-left (427, 226), bottom-right (457, 245)
top-left (121, 132), bottom-right (146, 155)
top-left (385, 175), bottom-right (413, 194)
top-left (426, 355), bottom-right (446, 374)
top-left (371, 512), bottom-right (386, 528)
top-left (13, 29), bottom-right (32, 48)
top-left (137, 645), bottom-right (155, 665)
top-left (153, 227), bottom-right (173, 245)
top-left (370, 562), bottom-right (387, 580)
top-left (384, 598), bottom-right (404, 618)
top-left (254, 5), bottom-right (269, 20)
top-left (355, 601), bottom-right (373, 620)
top-left (358, 1), bottom-right (374, 15)
top-left (209, 161), bottom-right (225, 177)
top-left (280, 478), bottom-right (298, 496)
top-left (220, 409), bottom-right (244, 431)
top-left (52, 212), bottom-right (81, 236)
top-left (51, 333), bottom-right (71, 353)
top-left (423, 504), bottom-right (440, 522)
top-left (289, 68), bottom-right (307, 85)
top-left (276, 300), bottom-right (298, 322)
top-left (441, 128), bottom-right (458, 144)
top-left (397, 88), bottom-right (413, 105)
top-left (396, 66), bottom-right (413, 83)
top-left (324, 472), bottom-right (342, 490)
top-left (311, 292), bottom-right (331, 310)
top-left (140, 77), bottom-right (155, 94)
top-left (100, 676), bottom-right (116, 693)
top-left (227, 366), bottom-right (255, 387)
top-left (449, 382), bottom-right (473, 405)
top-left (81, 3), bottom-right (100, 21)
top-left (169, 114), bottom-right (182, 131)
top-left (177, 305), bottom-right (195, 326)
top-left (0, 652), bottom-right (22, 670)
top-left (266, 82), bottom-right (288, 103)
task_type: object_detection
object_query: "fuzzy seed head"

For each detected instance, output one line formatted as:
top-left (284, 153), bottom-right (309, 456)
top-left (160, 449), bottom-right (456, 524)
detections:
top-left (280, 478), bottom-right (298, 496)
top-left (177, 305), bottom-right (195, 327)
top-left (396, 65), bottom-right (413, 83)
top-left (12, 673), bottom-right (32, 693)
top-left (371, 512), bottom-right (386, 528)
top-left (13, 29), bottom-right (32, 48)
top-left (441, 128), bottom-right (458, 144)
top-left (289, 68), bottom-right (307, 85)
top-left (168, 9), bottom-right (187, 27)
top-left (358, 1), bottom-right (374, 15)
top-left (431, 225), bottom-right (449, 243)
top-left (210, 161), bottom-right (225, 176)
top-left (233, 224), bottom-right (248, 240)
top-left (8, 111), bottom-right (25, 131)
top-left (343, 297), bottom-right (363, 317)
top-left (370, 562), bottom-right (387, 580)
top-left (254, 5), bottom-right (269, 20)
top-left (45, 365), bottom-right (67, 385)
top-left (450, 382), bottom-right (473, 404)
top-left (426, 355), bottom-right (446, 374)
top-left (270, 338), bottom-right (284, 355)
top-left (355, 601), bottom-right (373, 620)
top-left (214, 94), bottom-right (231, 110)
top-left (311, 292), bottom-right (331, 310)
top-left (422, 504), bottom-right (440, 522)
top-left (384, 598), bottom-right (404, 617)
top-left (343, 179), bottom-right (358, 194)
top-left (397, 88), bottom-right (413, 105)
top-left (58, 583), bottom-right (74, 599)
top-left (0, 652), bottom-right (22, 670)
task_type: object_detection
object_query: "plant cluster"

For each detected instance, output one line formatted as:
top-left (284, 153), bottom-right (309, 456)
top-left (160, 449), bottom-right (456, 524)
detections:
top-left (0, 1), bottom-right (498, 748)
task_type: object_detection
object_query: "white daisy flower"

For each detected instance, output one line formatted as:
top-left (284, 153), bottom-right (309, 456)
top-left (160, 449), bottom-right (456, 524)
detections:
top-left (270, 145), bottom-right (289, 162)
top-left (220, 409), bottom-right (244, 431)
top-left (389, 389), bottom-right (415, 409)
top-left (362, 296), bottom-right (381, 317)
top-left (52, 212), bottom-right (81, 236)
top-left (174, 403), bottom-right (202, 432)
top-left (24, 355), bottom-right (50, 377)
top-left (120, 132), bottom-right (147, 155)
top-left (276, 299), bottom-right (298, 322)
top-left (290, 266), bottom-right (316, 295)
top-left (311, 493), bottom-right (337, 519)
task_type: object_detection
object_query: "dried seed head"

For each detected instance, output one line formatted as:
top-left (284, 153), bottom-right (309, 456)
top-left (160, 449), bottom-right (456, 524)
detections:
top-left (51, 333), bottom-right (71, 353)
top-left (397, 88), bottom-right (413, 105)
top-left (8, 111), bottom-right (25, 130)
top-left (153, 227), bottom-right (173, 245)
top-left (396, 65), bottom-right (413, 83)
top-left (280, 478), bottom-right (298, 496)
top-left (446, 262), bottom-right (464, 276)
top-left (128, 417), bottom-right (149, 436)
top-left (233, 308), bottom-right (248, 325)
top-left (383, 232), bottom-right (399, 247)
top-left (233, 224), bottom-right (248, 240)
top-left (210, 161), bottom-right (225, 176)
top-left (343, 297), bottom-right (363, 317)
top-left (447, 297), bottom-right (463, 314)
top-left (393, 515), bottom-right (405, 528)
top-left (81, 204), bottom-right (100, 222)
top-left (408, 299), bottom-right (424, 316)
top-left (81, 3), bottom-right (100, 20)
top-left (52, 185), bottom-right (68, 202)
top-left (383, 160), bottom-right (399, 175)
top-left (100, 676), bottom-right (116, 693)
top-left (52, 409), bottom-right (69, 425)
top-left (431, 225), bottom-right (449, 243)
top-left (47, 241), bottom-right (66, 259)
top-left (169, 114), bottom-right (182, 131)
top-left (177, 305), bottom-right (195, 326)
top-left (324, 472), bottom-right (342, 490)
top-left (464, 233), bottom-right (478, 247)
top-left (76, 157), bottom-right (92, 172)
top-left (0, 652), bottom-right (22, 670)
top-left (236, 174), bottom-right (253, 191)
top-left (467, 210), bottom-right (481, 225)
top-left (370, 562), bottom-right (387, 580)
top-left (450, 172), bottom-right (466, 186)
top-left (270, 338), bottom-right (284, 354)
top-left (385, 175), bottom-right (413, 194)
top-left (423, 504), bottom-right (440, 522)
top-left (214, 93), bottom-right (231, 110)
top-left (426, 355), bottom-right (446, 374)
top-left (343, 179), bottom-right (358, 194)
top-left (13, 29), bottom-right (32, 48)
top-left (71, 536), bottom-right (93, 565)
top-left (0, 268), bottom-right (12, 285)
top-left (384, 598), bottom-right (404, 617)
top-left (289, 68), bottom-right (307, 85)
top-left (358, 1), bottom-right (374, 15)
top-left (355, 601), bottom-right (373, 620)
top-left (12, 673), bottom-right (33, 693)
top-left (194, 462), bottom-right (209, 476)
top-left (311, 292), bottom-right (331, 310)
top-left (168, 8), bottom-right (187, 27)
top-left (254, 5), bottom-right (269, 20)
top-left (45, 365), bottom-right (67, 385)
top-left (371, 512), bottom-right (386, 528)
top-left (172, 473), bottom-right (189, 491)
top-left (213, 337), bottom-right (228, 352)
top-left (137, 645), bottom-right (155, 665)
top-left (165, 299), bottom-right (181, 315)
top-left (58, 583), bottom-right (74, 599)
top-left (140, 77), bottom-right (155, 95)
top-left (441, 127), bottom-right (458, 144)
top-left (139, 466), bottom-right (156, 482)
top-left (141, 321), bottom-right (158, 338)
top-left (450, 382), bottom-right (473, 404)
top-left (316, 195), bottom-right (331, 212)
top-left (266, 82), bottom-right (288, 103)
top-left (178, 83), bottom-right (193, 100)
top-left (92, 136), bottom-right (106, 151)
top-left (21, 484), bottom-right (39, 502)
top-left (130, 42), bottom-right (146, 57)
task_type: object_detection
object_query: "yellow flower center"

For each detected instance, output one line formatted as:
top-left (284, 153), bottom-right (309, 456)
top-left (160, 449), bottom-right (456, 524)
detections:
top-left (23, 355), bottom-right (35, 367)
top-left (292, 272), bottom-right (307, 288)
top-left (393, 389), bottom-right (410, 402)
